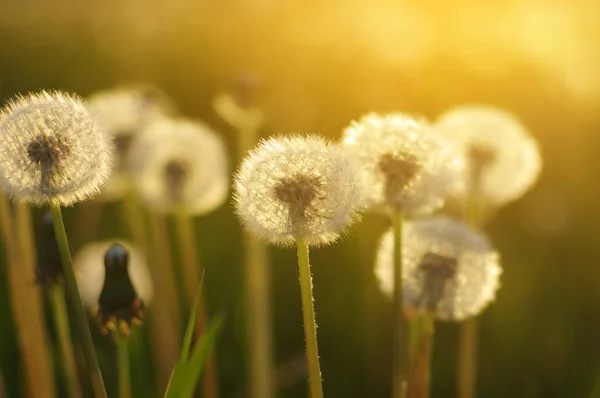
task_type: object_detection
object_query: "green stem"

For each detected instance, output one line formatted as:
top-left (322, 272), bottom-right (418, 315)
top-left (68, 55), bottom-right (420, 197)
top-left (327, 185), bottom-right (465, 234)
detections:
top-left (415, 313), bottom-right (435, 398)
top-left (458, 192), bottom-right (483, 398)
top-left (406, 315), bottom-right (422, 397)
top-left (121, 192), bottom-right (180, 392)
top-left (295, 238), bottom-right (324, 398)
top-left (49, 284), bottom-right (82, 398)
top-left (391, 211), bottom-right (407, 398)
top-left (49, 203), bottom-right (107, 398)
top-left (458, 319), bottom-right (476, 398)
top-left (237, 119), bottom-right (274, 398)
top-left (244, 233), bottom-right (273, 398)
top-left (116, 328), bottom-right (131, 398)
top-left (172, 210), bottom-right (219, 398)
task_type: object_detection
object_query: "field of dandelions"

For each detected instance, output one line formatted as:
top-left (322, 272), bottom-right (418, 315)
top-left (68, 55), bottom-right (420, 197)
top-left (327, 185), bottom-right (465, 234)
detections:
top-left (1, 2), bottom-right (600, 398)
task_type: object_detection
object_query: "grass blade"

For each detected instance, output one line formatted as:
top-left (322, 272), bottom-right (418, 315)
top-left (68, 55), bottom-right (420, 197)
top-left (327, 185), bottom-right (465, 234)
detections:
top-left (176, 315), bottom-right (224, 398)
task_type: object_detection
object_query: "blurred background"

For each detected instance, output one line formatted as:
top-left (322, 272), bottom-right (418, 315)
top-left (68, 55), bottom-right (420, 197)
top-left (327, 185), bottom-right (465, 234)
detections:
top-left (0, 0), bottom-right (599, 397)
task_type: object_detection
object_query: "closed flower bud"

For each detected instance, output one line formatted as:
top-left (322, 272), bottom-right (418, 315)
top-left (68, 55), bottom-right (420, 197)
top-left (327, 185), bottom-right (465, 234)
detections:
top-left (342, 113), bottom-right (463, 215)
top-left (74, 241), bottom-right (152, 335)
top-left (234, 135), bottom-right (364, 247)
top-left (375, 216), bottom-right (502, 321)
top-left (128, 118), bottom-right (229, 214)
top-left (434, 105), bottom-right (542, 206)
top-left (0, 91), bottom-right (113, 206)
top-left (88, 86), bottom-right (174, 201)
top-left (96, 244), bottom-right (144, 335)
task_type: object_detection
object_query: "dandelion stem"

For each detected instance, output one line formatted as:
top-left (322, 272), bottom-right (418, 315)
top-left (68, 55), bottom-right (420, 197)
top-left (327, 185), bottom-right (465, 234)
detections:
top-left (244, 233), bottom-right (273, 398)
top-left (295, 237), bottom-right (324, 398)
top-left (416, 311), bottom-right (435, 398)
top-left (237, 114), bottom-right (274, 398)
top-left (458, 193), bottom-right (483, 398)
top-left (116, 328), bottom-right (131, 398)
top-left (121, 192), bottom-right (180, 391)
top-left (458, 319), bottom-right (476, 398)
top-left (173, 210), bottom-right (219, 398)
top-left (391, 211), bottom-right (407, 398)
top-left (49, 202), bottom-right (107, 398)
top-left (49, 283), bottom-right (82, 398)
top-left (0, 197), bottom-right (56, 398)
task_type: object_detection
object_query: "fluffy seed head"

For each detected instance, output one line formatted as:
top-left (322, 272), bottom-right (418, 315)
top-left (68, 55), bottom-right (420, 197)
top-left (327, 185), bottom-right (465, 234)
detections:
top-left (375, 216), bottom-right (502, 321)
top-left (0, 91), bottom-right (113, 206)
top-left (74, 241), bottom-right (153, 309)
top-left (342, 113), bottom-right (463, 215)
top-left (434, 105), bottom-right (542, 206)
top-left (87, 86), bottom-right (173, 200)
top-left (233, 135), bottom-right (364, 247)
top-left (128, 118), bottom-right (229, 214)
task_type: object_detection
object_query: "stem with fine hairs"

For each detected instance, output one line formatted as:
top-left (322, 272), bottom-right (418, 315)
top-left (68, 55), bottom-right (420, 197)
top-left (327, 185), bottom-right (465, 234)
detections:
top-left (391, 211), bottom-right (407, 398)
top-left (0, 198), bottom-right (56, 398)
top-left (49, 283), bottom-right (83, 398)
top-left (172, 210), bottom-right (219, 398)
top-left (296, 238), bottom-right (324, 398)
top-left (115, 327), bottom-right (131, 398)
top-left (50, 202), bottom-right (107, 398)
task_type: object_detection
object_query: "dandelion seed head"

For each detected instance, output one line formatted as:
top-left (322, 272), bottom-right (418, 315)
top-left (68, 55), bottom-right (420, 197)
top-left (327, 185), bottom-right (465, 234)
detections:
top-left (88, 87), bottom-right (173, 200)
top-left (128, 118), bottom-right (229, 214)
top-left (74, 241), bottom-right (153, 309)
top-left (234, 135), bottom-right (364, 247)
top-left (375, 216), bottom-right (502, 321)
top-left (342, 113), bottom-right (463, 214)
top-left (0, 91), bottom-right (113, 206)
top-left (434, 106), bottom-right (542, 206)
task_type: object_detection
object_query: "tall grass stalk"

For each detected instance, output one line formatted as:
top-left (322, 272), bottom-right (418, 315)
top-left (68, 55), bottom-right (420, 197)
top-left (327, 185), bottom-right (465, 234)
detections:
top-left (458, 193), bottom-right (483, 398)
top-left (237, 114), bottom-right (274, 398)
top-left (391, 211), bottom-right (407, 398)
top-left (49, 283), bottom-right (82, 398)
top-left (49, 202), bottom-right (107, 398)
top-left (126, 196), bottom-right (182, 391)
top-left (0, 197), bottom-right (56, 398)
top-left (296, 238), bottom-right (324, 398)
top-left (116, 327), bottom-right (131, 398)
top-left (173, 210), bottom-right (219, 398)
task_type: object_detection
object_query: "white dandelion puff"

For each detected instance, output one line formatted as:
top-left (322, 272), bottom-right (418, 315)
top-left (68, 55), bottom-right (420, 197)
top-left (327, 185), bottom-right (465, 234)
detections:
top-left (375, 216), bottom-right (502, 321)
top-left (342, 113), bottom-right (463, 215)
top-left (128, 118), bottom-right (229, 214)
top-left (74, 241), bottom-right (153, 309)
top-left (0, 91), bottom-right (113, 206)
top-left (233, 135), bottom-right (364, 247)
top-left (434, 105), bottom-right (542, 207)
top-left (87, 86), bottom-right (174, 200)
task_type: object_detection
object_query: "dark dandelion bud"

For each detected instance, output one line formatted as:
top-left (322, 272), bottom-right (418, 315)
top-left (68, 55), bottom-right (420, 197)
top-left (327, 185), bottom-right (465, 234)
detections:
top-left (35, 211), bottom-right (63, 284)
top-left (96, 243), bottom-right (145, 336)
